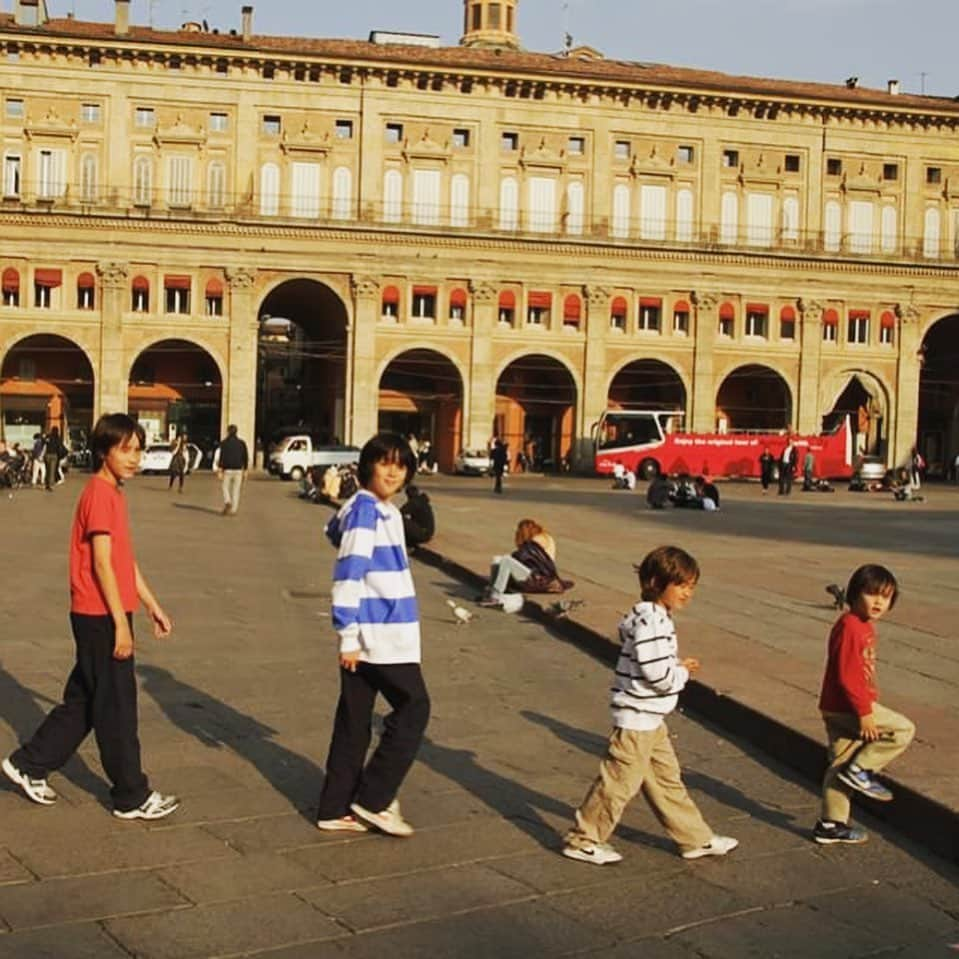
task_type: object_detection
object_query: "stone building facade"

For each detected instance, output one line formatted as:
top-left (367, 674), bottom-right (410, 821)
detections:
top-left (1, 0), bottom-right (958, 472)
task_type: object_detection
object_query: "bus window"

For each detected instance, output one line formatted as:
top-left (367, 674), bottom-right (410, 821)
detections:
top-left (599, 413), bottom-right (661, 449)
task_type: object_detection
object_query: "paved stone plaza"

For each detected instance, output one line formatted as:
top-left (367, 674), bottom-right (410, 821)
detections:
top-left (0, 473), bottom-right (957, 958)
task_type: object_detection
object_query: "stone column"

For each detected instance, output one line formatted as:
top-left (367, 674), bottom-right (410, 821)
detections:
top-left (224, 267), bottom-right (258, 447)
top-left (466, 280), bottom-right (497, 449)
top-left (349, 275), bottom-right (381, 446)
top-left (796, 298), bottom-right (823, 434)
top-left (892, 303), bottom-right (923, 467)
top-left (690, 291), bottom-right (718, 432)
top-left (95, 261), bottom-right (129, 419)
top-left (577, 285), bottom-right (611, 468)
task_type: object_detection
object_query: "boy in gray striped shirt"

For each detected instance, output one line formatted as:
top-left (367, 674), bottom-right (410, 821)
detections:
top-left (563, 546), bottom-right (738, 865)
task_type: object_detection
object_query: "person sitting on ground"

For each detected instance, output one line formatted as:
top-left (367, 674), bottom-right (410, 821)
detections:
top-left (298, 466), bottom-right (319, 502)
top-left (671, 474), bottom-right (699, 508)
top-left (611, 463), bottom-right (637, 491)
top-left (400, 483), bottom-right (435, 547)
top-left (694, 476), bottom-right (720, 511)
top-left (485, 518), bottom-right (573, 603)
top-left (319, 464), bottom-right (341, 502)
top-left (646, 473), bottom-right (673, 510)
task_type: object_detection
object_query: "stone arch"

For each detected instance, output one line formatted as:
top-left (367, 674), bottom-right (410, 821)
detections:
top-left (605, 357), bottom-right (689, 415)
top-left (0, 332), bottom-right (96, 446)
top-left (256, 277), bottom-right (350, 447)
top-left (494, 347), bottom-right (582, 400)
top-left (715, 363), bottom-right (793, 432)
top-left (377, 347), bottom-right (465, 472)
top-left (918, 311), bottom-right (959, 476)
top-left (821, 368), bottom-right (892, 458)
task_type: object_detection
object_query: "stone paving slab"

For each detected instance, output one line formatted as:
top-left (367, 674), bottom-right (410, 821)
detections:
top-left (0, 922), bottom-right (131, 958)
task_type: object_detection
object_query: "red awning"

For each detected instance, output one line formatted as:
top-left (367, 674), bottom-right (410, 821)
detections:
top-left (611, 296), bottom-right (628, 315)
top-left (719, 302), bottom-right (735, 320)
top-left (412, 285), bottom-right (437, 296)
top-left (499, 290), bottom-right (516, 309)
top-left (205, 277), bottom-right (224, 296)
top-left (849, 309), bottom-right (871, 320)
top-left (164, 275), bottom-right (191, 290)
top-left (449, 288), bottom-right (467, 308)
top-left (77, 272), bottom-right (95, 289)
top-left (745, 302), bottom-right (768, 315)
top-left (639, 297), bottom-right (662, 308)
top-left (528, 291), bottom-right (552, 308)
top-left (34, 268), bottom-right (62, 287)
top-left (563, 294), bottom-right (581, 320)
top-left (132, 275), bottom-right (150, 291)
top-left (780, 305), bottom-right (796, 321)
top-left (673, 299), bottom-right (690, 313)
top-left (880, 310), bottom-right (896, 328)
top-left (822, 308), bottom-right (839, 325)
top-left (2, 267), bottom-right (19, 292)
top-left (382, 285), bottom-right (400, 305)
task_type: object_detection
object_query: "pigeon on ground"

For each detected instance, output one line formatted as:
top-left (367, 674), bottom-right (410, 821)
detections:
top-left (446, 599), bottom-right (474, 625)
top-left (546, 598), bottom-right (585, 618)
top-left (825, 583), bottom-right (846, 609)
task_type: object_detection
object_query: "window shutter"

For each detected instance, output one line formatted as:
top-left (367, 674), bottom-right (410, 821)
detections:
top-left (639, 184), bottom-right (667, 240)
top-left (566, 181), bottom-right (584, 236)
top-left (383, 169), bottom-right (403, 223)
top-left (450, 173), bottom-right (470, 227)
top-left (412, 169), bottom-right (441, 225)
top-left (675, 188), bottom-right (693, 242)
top-left (291, 162), bottom-right (320, 218)
top-left (527, 176), bottom-right (556, 233)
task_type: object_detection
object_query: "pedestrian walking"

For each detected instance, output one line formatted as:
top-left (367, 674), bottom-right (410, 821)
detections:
top-left (30, 432), bottom-right (46, 487)
top-left (214, 424), bottom-right (249, 515)
top-left (2, 413), bottom-right (179, 820)
top-left (491, 438), bottom-right (508, 494)
top-left (908, 447), bottom-right (924, 496)
top-left (316, 433), bottom-right (430, 837)
top-left (43, 427), bottom-right (66, 492)
top-left (562, 546), bottom-right (738, 864)
top-left (758, 446), bottom-right (775, 494)
top-left (167, 431), bottom-right (188, 493)
top-left (778, 437), bottom-right (797, 495)
top-left (814, 564), bottom-right (914, 845)
top-left (802, 448), bottom-right (816, 491)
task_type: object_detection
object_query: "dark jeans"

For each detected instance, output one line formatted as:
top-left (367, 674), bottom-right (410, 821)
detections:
top-left (43, 453), bottom-right (60, 490)
top-left (12, 613), bottom-right (150, 812)
top-left (493, 469), bottom-right (504, 494)
top-left (317, 661), bottom-right (430, 819)
top-left (778, 469), bottom-right (793, 495)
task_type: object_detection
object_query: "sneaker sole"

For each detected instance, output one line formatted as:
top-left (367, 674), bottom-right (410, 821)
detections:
top-left (836, 772), bottom-right (894, 802)
top-left (350, 804), bottom-right (413, 837)
top-left (813, 833), bottom-right (869, 845)
top-left (682, 840), bottom-right (739, 860)
top-left (2, 757), bottom-right (56, 806)
top-left (113, 800), bottom-right (180, 821)
top-left (317, 819), bottom-right (368, 833)
top-left (561, 846), bottom-right (622, 865)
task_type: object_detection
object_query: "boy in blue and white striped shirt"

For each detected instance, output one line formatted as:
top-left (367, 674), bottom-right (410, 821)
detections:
top-left (316, 433), bottom-right (430, 838)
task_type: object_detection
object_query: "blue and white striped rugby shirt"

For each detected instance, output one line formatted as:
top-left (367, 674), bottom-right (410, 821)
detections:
top-left (326, 489), bottom-right (421, 664)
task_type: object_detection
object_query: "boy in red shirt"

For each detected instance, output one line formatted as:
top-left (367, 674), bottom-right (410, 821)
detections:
top-left (814, 564), bottom-right (915, 845)
top-left (3, 413), bottom-right (179, 820)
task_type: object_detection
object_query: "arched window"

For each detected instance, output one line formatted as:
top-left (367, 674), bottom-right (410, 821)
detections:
top-left (610, 295), bottom-right (627, 332)
top-left (448, 287), bottom-right (467, 323)
top-left (77, 271), bottom-right (95, 310)
top-left (824, 200), bottom-right (841, 252)
top-left (2, 267), bottom-right (20, 307)
top-left (131, 274), bottom-right (150, 313)
top-left (563, 293), bottom-right (581, 330)
top-left (207, 162), bottom-right (226, 208)
top-left (720, 191), bottom-right (738, 244)
top-left (499, 176), bottom-right (518, 231)
top-left (923, 207), bottom-right (941, 259)
top-left (566, 180), bottom-right (584, 236)
top-left (331, 166), bottom-right (352, 220)
top-left (672, 299), bottom-right (690, 335)
top-left (880, 310), bottom-right (896, 346)
top-left (498, 289), bottom-right (516, 325)
top-left (822, 307), bottom-right (839, 343)
top-left (381, 284), bottom-right (400, 319)
top-left (718, 301), bottom-right (735, 337)
top-left (133, 155), bottom-right (152, 206)
top-left (205, 277), bottom-right (224, 316)
top-left (450, 173), bottom-right (470, 227)
top-left (675, 188), bottom-right (693, 242)
top-left (611, 183), bottom-right (630, 238)
top-left (80, 154), bottom-right (97, 203)
top-left (779, 305), bottom-right (796, 340)
top-left (383, 169), bottom-right (403, 223)
top-left (259, 162), bottom-right (279, 216)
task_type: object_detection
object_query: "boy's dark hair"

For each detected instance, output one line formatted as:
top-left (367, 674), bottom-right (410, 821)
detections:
top-left (634, 545), bottom-right (700, 601)
top-left (90, 413), bottom-right (146, 471)
top-left (846, 564), bottom-right (899, 610)
top-left (357, 432), bottom-right (416, 488)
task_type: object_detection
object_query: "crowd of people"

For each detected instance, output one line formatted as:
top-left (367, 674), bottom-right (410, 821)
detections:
top-left (0, 428), bottom-right (70, 492)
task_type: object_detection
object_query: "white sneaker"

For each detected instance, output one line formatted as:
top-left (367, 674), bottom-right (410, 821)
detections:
top-left (317, 814), bottom-right (368, 833)
top-left (350, 798), bottom-right (414, 837)
top-left (682, 835), bottom-right (739, 860)
top-left (562, 841), bottom-right (623, 865)
top-left (114, 790), bottom-right (180, 821)
top-left (2, 756), bottom-right (57, 805)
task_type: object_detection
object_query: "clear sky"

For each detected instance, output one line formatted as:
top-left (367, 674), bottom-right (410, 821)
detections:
top-left (40, 0), bottom-right (959, 99)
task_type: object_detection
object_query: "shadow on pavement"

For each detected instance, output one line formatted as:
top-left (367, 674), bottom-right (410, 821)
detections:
top-left (138, 664), bottom-right (321, 824)
top-left (171, 503), bottom-right (225, 516)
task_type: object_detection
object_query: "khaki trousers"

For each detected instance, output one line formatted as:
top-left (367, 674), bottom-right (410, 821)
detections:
top-left (565, 723), bottom-right (713, 854)
top-left (821, 702), bottom-right (915, 822)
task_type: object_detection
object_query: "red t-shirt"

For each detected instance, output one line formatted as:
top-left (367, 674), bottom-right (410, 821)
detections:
top-left (69, 476), bottom-right (139, 615)
top-left (818, 611), bottom-right (878, 717)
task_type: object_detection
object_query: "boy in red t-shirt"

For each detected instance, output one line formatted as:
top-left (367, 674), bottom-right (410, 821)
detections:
top-left (3, 413), bottom-right (180, 820)
top-left (814, 564), bottom-right (915, 845)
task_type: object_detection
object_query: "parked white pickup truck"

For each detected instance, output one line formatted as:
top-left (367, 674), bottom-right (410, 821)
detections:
top-left (267, 436), bottom-right (360, 481)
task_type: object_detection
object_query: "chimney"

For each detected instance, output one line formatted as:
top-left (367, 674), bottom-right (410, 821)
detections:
top-left (115, 0), bottom-right (130, 36)
top-left (241, 5), bottom-right (253, 42)
top-left (845, 76), bottom-right (859, 89)
top-left (887, 79), bottom-right (900, 96)
top-left (14, 0), bottom-right (39, 27)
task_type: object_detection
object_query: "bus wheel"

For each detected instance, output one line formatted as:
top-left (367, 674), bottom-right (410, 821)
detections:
top-left (638, 458), bottom-right (660, 480)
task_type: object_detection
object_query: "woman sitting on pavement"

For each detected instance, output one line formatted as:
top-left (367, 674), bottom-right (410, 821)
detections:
top-left (483, 519), bottom-right (574, 604)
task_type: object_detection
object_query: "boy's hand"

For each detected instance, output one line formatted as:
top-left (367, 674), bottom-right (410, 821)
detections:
top-left (859, 713), bottom-right (880, 741)
top-left (113, 619), bottom-right (135, 660)
top-left (339, 651), bottom-right (361, 672)
top-left (149, 605), bottom-right (172, 639)
top-left (681, 657), bottom-right (701, 674)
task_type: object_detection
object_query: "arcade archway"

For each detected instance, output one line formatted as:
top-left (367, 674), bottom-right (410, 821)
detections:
top-left (256, 279), bottom-right (348, 448)
top-left (608, 359), bottom-right (687, 414)
top-left (377, 349), bottom-right (463, 472)
top-left (495, 354), bottom-right (577, 471)
top-left (1, 334), bottom-right (94, 448)
top-left (127, 339), bottom-right (222, 451)
top-left (823, 372), bottom-right (888, 457)
top-left (918, 313), bottom-right (959, 475)
top-left (716, 364), bottom-right (792, 432)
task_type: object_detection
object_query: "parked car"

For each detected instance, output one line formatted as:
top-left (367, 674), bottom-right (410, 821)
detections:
top-left (454, 448), bottom-right (492, 475)
top-left (138, 442), bottom-right (203, 474)
top-left (856, 455), bottom-right (888, 482)
top-left (267, 434), bottom-right (360, 481)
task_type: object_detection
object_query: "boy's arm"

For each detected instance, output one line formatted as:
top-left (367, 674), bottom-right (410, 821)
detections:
top-left (834, 627), bottom-right (878, 738)
top-left (135, 563), bottom-right (172, 639)
top-left (330, 499), bottom-right (377, 667)
top-left (626, 617), bottom-right (689, 694)
top-left (91, 534), bottom-right (136, 660)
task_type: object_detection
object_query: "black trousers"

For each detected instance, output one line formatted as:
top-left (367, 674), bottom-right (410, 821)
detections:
top-left (493, 469), bottom-right (504, 494)
top-left (317, 662), bottom-right (430, 819)
top-left (778, 469), bottom-right (794, 495)
top-left (12, 614), bottom-right (150, 813)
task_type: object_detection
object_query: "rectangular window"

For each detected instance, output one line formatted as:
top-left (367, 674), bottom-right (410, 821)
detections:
top-left (411, 291), bottom-right (436, 319)
top-left (879, 322), bottom-right (893, 345)
top-left (568, 136), bottom-right (585, 156)
top-left (166, 156), bottom-right (192, 207)
top-left (385, 122), bottom-right (404, 144)
top-left (745, 192), bottom-right (774, 247)
top-left (823, 322), bottom-right (837, 343)
top-left (784, 154), bottom-right (800, 172)
top-left (639, 184), bottom-right (667, 240)
top-left (291, 162), bottom-right (321, 218)
top-left (614, 140), bottom-right (630, 160)
top-left (471, 3), bottom-right (482, 29)
top-left (745, 307), bottom-right (768, 337)
top-left (206, 293), bottom-right (223, 316)
top-left (498, 306), bottom-right (514, 325)
top-left (826, 157), bottom-right (842, 176)
top-left (638, 301), bottom-right (661, 332)
top-left (848, 313), bottom-right (870, 344)
top-left (262, 115), bottom-right (281, 136)
top-left (209, 112), bottom-right (229, 132)
top-left (5, 98), bottom-right (23, 118)
top-left (488, 2), bottom-right (501, 28)
top-left (677, 144), bottom-right (694, 164)
top-left (527, 305), bottom-right (548, 325)
top-left (34, 283), bottom-right (51, 308)
top-left (2, 287), bottom-right (18, 307)
top-left (719, 316), bottom-right (734, 338)
top-left (780, 317), bottom-right (796, 340)
top-left (673, 308), bottom-right (689, 335)
top-left (335, 119), bottom-right (353, 139)
top-left (412, 169), bottom-right (441, 225)
top-left (527, 175), bottom-right (556, 233)
top-left (722, 149), bottom-right (739, 168)
top-left (452, 128), bottom-right (470, 148)
top-left (37, 149), bottom-right (66, 199)
top-left (135, 107), bottom-right (155, 127)
top-left (927, 166), bottom-right (942, 185)
top-left (883, 163), bottom-right (898, 181)
top-left (165, 285), bottom-right (190, 315)
top-left (132, 287), bottom-right (149, 313)
top-left (3, 153), bottom-right (21, 197)
top-left (501, 131), bottom-right (518, 151)
top-left (77, 286), bottom-right (94, 310)
top-left (81, 103), bottom-right (101, 124)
